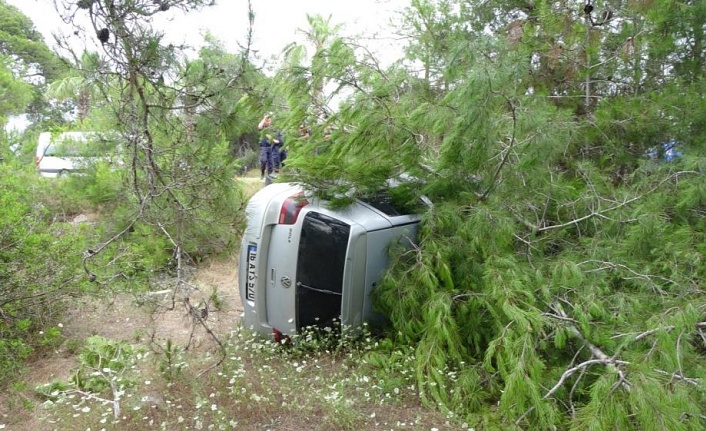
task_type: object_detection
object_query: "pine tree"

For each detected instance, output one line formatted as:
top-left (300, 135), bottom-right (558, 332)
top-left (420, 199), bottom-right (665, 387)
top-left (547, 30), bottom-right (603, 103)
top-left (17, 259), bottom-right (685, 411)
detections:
top-left (274, 0), bottom-right (706, 429)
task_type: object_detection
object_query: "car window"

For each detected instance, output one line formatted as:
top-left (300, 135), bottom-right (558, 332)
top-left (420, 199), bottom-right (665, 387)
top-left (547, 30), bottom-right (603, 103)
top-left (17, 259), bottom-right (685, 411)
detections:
top-left (44, 134), bottom-right (120, 158)
top-left (43, 144), bottom-right (58, 156)
top-left (297, 212), bottom-right (350, 293)
top-left (51, 141), bottom-right (84, 157)
top-left (296, 212), bottom-right (350, 329)
top-left (360, 190), bottom-right (428, 216)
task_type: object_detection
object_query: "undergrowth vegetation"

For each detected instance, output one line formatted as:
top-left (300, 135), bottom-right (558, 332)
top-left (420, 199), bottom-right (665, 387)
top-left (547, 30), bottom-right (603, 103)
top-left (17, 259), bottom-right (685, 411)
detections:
top-left (0, 157), bottom-right (462, 430)
top-left (0, 162), bottom-right (93, 385)
top-left (5, 0), bottom-right (706, 428)
top-left (27, 326), bottom-right (464, 431)
top-left (0, 153), bottom-right (242, 386)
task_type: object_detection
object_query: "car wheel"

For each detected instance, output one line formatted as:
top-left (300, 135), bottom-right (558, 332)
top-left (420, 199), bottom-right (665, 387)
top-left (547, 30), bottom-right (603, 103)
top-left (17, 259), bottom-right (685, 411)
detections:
top-left (57, 170), bottom-right (69, 178)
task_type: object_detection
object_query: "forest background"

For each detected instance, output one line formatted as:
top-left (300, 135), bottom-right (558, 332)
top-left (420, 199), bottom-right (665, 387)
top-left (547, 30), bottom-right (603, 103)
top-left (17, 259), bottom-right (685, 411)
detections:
top-left (1, 0), bottom-right (706, 430)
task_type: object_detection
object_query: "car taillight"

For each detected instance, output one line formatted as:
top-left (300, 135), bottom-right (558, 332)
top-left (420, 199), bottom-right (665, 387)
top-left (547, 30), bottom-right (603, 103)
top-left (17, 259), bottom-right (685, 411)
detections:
top-left (279, 192), bottom-right (308, 224)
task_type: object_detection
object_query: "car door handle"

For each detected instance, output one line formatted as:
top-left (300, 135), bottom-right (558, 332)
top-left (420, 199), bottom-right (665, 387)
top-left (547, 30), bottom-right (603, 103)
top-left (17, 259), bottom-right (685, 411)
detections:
top-left (270, 268), bottom-right (275, 287)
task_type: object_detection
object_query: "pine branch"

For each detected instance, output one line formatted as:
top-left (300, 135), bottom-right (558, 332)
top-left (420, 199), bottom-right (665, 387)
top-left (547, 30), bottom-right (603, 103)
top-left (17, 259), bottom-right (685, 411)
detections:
top-left (652, 368), bottom-right (700, 387)
top-left (518, 303), bottom-right (633, 424)
top-left (516, 356), bottom-right (631, 425)
top-left (82, 201), bottom-right (147, 280)
top-left (538, 171), bottom-right (697, 233)
top-left (481, 83), bottom-right (517, 200)
top-left (611, 322), bottom-right (706, 342)
top-left (578, 259), bottom-right (676, 294)
top-left (549, 303), bottom-right (633, 389)
top-left (67, 389), bottom-right (121, 419)
top-left (510, 171), bottom-right (698, 234)
top-left (546, 358), bottom-right (631, 400)
top-left (531, 305), bottom-right (706, 424)
top-left (568, 347), bottom-right (589, 420)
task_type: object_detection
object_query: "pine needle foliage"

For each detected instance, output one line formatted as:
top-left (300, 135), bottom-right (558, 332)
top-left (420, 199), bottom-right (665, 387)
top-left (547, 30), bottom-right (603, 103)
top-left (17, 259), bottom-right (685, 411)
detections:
top-left (49, 0), bottom-right (262, 280)
top-left (268, 0), bottom-right (706, 428)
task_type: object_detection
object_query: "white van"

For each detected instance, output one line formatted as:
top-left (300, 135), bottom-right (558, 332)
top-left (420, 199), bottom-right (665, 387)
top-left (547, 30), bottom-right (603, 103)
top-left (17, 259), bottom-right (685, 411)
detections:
top-left (35, 131), bottom-right (119, 178)
top-left (238, 181), bottom-right (429, 341)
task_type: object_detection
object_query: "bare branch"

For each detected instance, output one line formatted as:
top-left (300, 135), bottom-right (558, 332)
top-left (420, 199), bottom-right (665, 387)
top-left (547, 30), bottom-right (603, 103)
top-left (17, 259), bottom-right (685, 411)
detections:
top-left (611, 322), bottom-right (706, 342)
top-left (578, 259), bottom-right (676, 294)
top-left (537, 171), bottom-right (698, 233)
top-left (481, 83), bottom-right (517, 200)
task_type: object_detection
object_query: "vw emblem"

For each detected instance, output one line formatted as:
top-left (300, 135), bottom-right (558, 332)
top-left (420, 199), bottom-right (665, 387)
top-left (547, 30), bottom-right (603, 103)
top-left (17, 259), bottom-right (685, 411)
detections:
top-left (280, 275), bottom-right (292, 288)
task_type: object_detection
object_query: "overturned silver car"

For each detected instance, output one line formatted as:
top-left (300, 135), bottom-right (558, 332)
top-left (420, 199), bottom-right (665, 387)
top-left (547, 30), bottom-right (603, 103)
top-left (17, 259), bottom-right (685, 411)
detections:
top-left (238, 182), bottom-right (428, 340)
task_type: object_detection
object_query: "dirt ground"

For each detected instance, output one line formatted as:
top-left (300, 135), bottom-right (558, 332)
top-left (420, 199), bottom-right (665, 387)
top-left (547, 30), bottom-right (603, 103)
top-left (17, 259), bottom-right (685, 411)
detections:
top-left (1, 255), bottom-right (243, 431)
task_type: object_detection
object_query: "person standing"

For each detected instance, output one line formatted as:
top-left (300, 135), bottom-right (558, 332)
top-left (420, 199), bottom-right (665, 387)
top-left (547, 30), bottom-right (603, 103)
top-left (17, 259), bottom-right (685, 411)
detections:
top-left (271, 131), bottom-right (284, 173)
top-left (258, 114), bottom-right (275, 179)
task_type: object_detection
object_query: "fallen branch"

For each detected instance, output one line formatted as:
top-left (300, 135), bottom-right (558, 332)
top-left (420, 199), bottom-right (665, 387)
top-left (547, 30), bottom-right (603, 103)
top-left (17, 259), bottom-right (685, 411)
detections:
top-left (579, 259), bottom-right (676, 294)
top-left (481, 89), bottom-right (517, 200)
top-left (522, 305), bottom-right (705, 425)
top-left (550, 304), bottom-right (630, 387)
top-left (140, 289), bottom-right (172, 297)
top-left (545, 358), bottom-right (631, 402)
top-left (611, 321), bottom-right (706, 342)
top-left (67, 389), bottom-right (121, 419)
top-left (510, 171), bottom-right (698, 236)
top-left (537, 171), bottom-right (697, 233)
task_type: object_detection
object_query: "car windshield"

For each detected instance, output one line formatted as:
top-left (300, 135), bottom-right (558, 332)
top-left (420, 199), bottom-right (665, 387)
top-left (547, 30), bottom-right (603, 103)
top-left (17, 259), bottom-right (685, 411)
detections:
top-left (44, 134), bottom-right (119, 158)
top-left (359, 188), bottom-right (429, 216)
top-left (296, 211), bottom-right (350, 329)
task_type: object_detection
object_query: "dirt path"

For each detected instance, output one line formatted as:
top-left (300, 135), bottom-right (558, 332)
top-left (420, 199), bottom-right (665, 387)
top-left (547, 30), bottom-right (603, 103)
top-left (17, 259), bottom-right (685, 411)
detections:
top-left (70, 255), bottom-right (241, 364)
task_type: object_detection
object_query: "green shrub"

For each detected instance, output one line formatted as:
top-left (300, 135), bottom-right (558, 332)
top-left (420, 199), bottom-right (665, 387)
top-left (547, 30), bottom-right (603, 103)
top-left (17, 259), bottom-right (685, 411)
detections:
top-left (235, 147), bottom-right (258, 175)
top-left (64, 162), bottom-right (124, 207)
top-left (71, 335), bottom-right (140, 393)
top-left (0, 164), bottom-right (91, 385)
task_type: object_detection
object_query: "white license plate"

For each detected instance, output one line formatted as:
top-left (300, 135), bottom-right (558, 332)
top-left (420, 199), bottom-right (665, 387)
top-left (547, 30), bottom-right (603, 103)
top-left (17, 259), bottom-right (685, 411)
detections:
top-left (245, 244), bottom-right (257, 301)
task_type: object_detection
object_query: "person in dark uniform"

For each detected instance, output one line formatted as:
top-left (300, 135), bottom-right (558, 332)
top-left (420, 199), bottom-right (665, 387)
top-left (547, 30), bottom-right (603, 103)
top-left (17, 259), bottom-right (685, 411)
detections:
top-left (271, 131), bottom-right (284, 173)
top-left (258, 114), bottom-right (275, 179)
